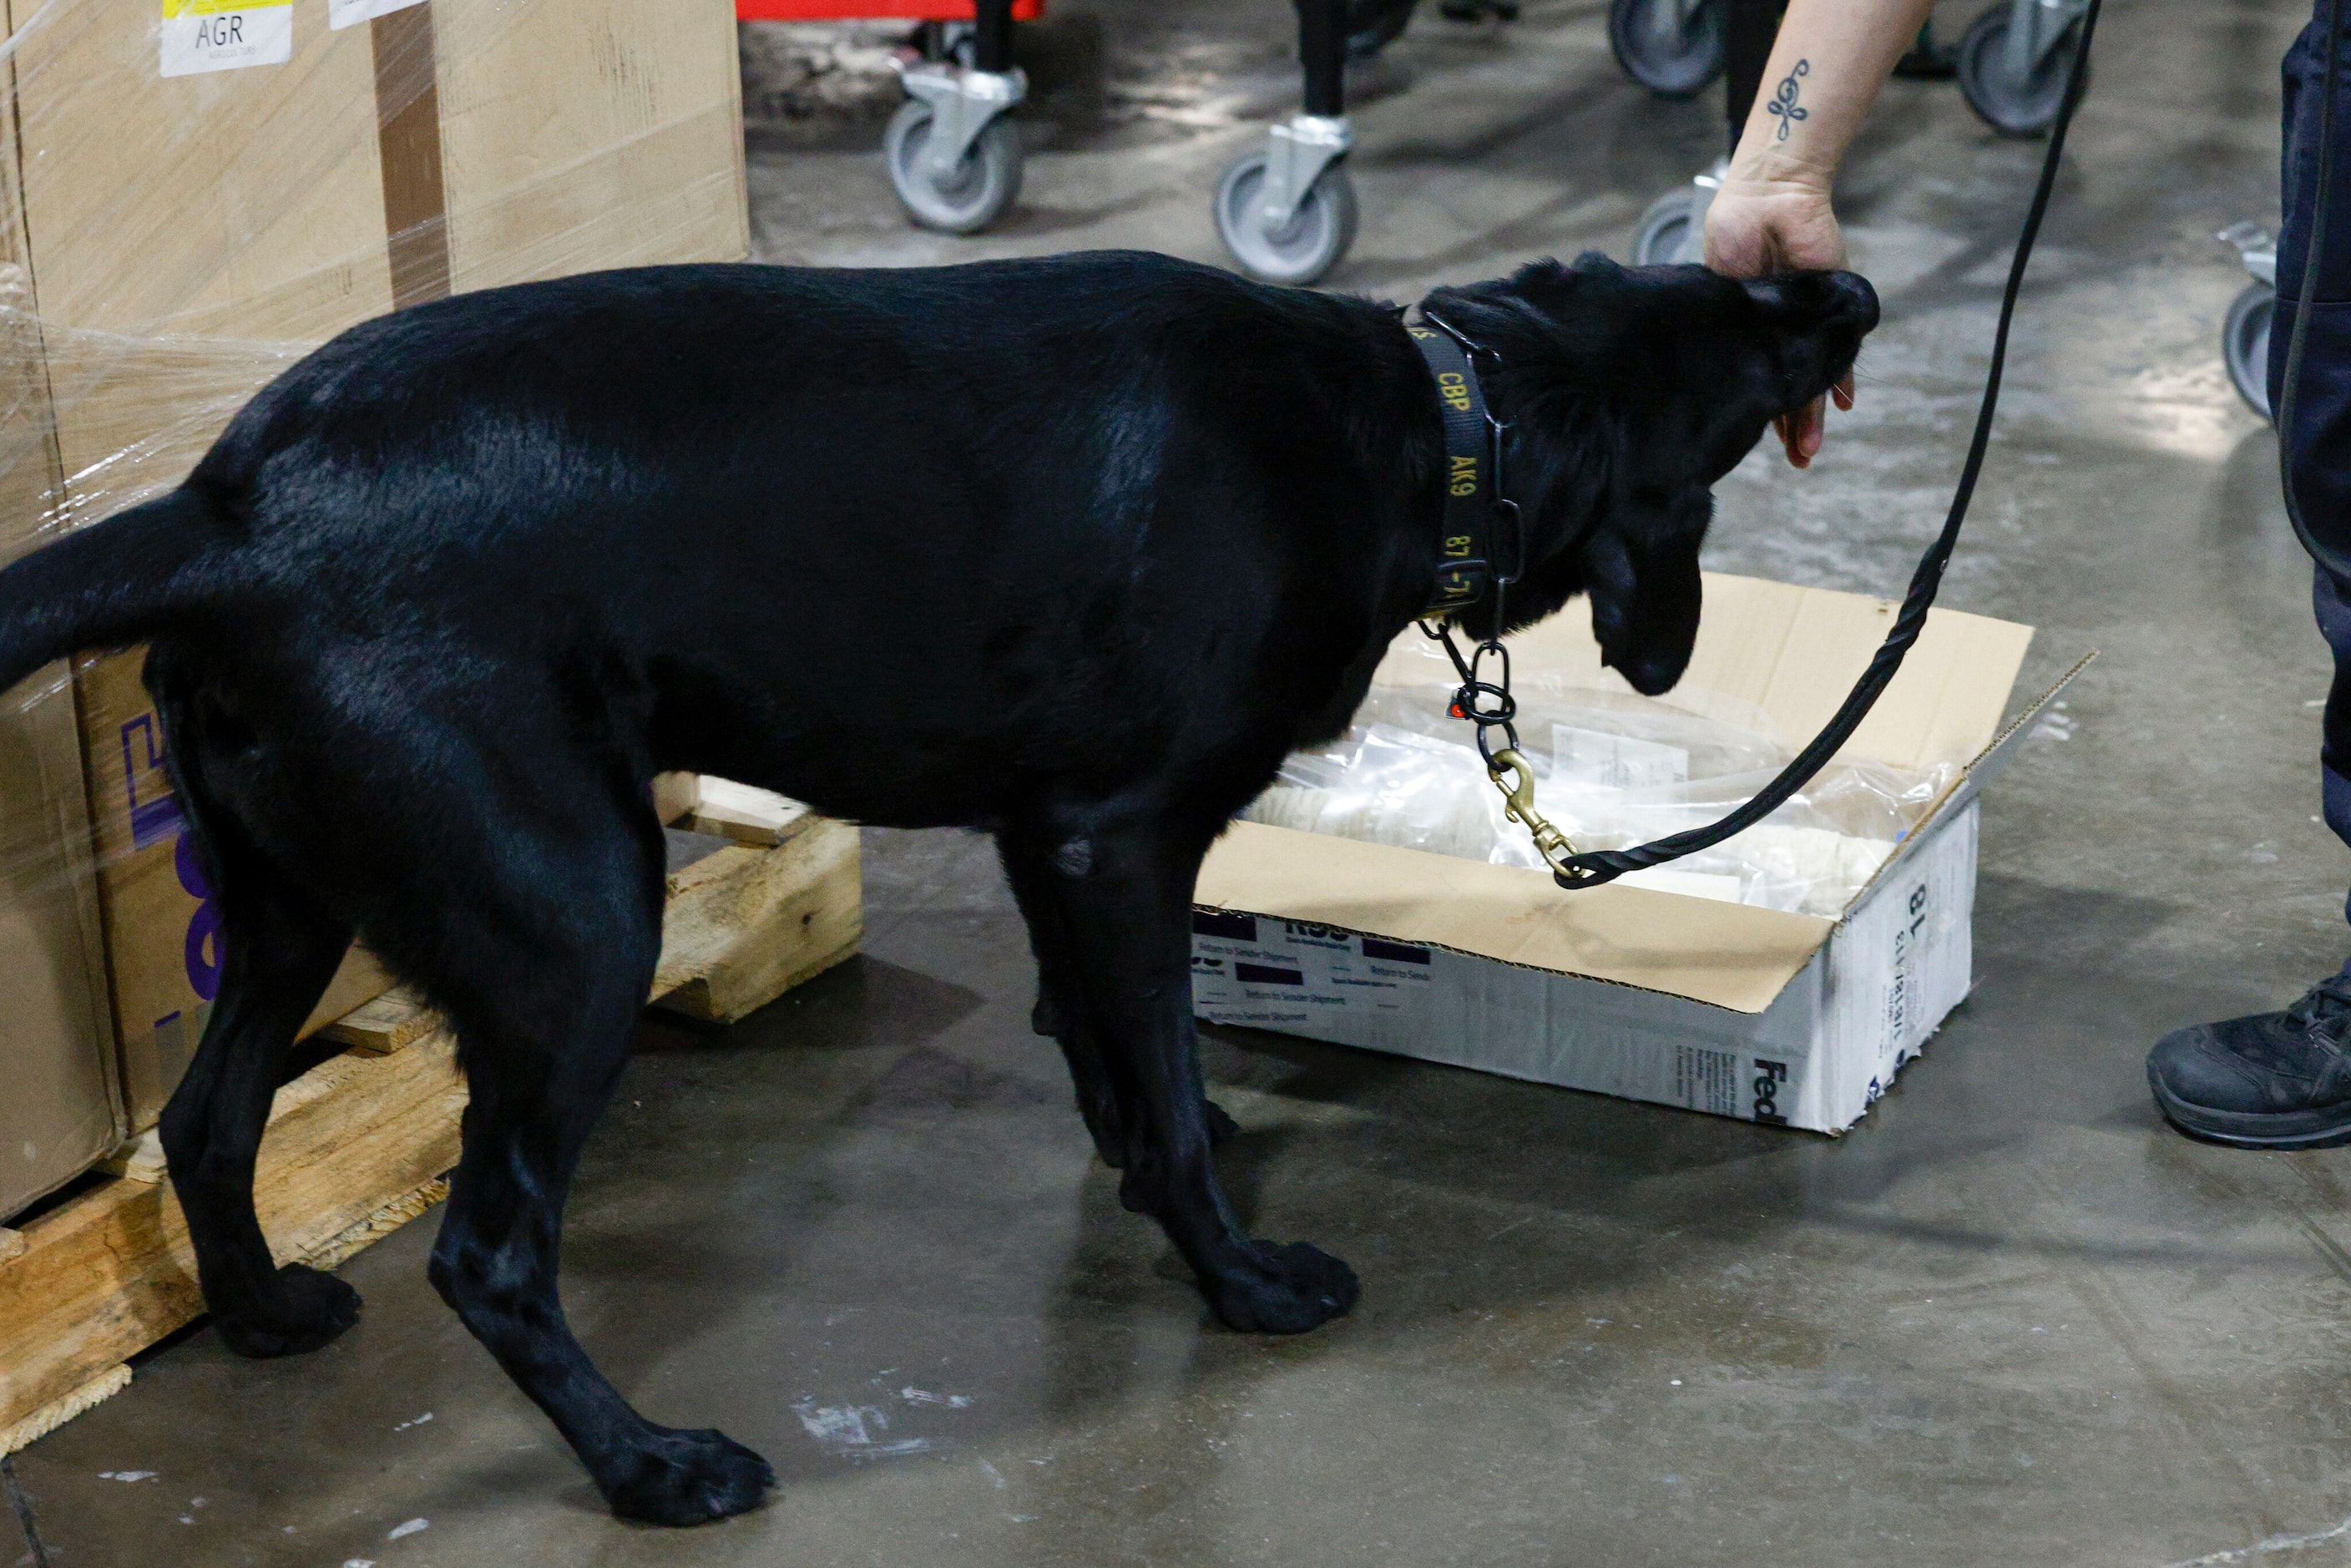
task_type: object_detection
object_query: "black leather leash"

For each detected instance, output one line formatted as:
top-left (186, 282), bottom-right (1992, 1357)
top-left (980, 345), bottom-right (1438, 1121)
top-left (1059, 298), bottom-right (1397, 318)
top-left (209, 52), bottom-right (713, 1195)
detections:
top-left (1412, 0), bottom-right (2101, 891)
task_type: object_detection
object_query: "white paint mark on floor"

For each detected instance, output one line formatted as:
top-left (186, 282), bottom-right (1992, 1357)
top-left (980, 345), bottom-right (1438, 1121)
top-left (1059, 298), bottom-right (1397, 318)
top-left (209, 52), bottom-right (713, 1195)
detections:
top-left (2164, 1512), bottom-right (2351, 1565)
top-left (97, 1470), bottom-right (154, 1482)
top-left (387, 1517), bottom-right (428, 1540)
top-left (898, 1387), bottom-right (973, 1409)
top-left (793, 1400), bottom-right (938, 1459)
top-left (2030, 711), bottom-right (2076, 742)
top-left (392, 1413), bottom-right (433, 1432)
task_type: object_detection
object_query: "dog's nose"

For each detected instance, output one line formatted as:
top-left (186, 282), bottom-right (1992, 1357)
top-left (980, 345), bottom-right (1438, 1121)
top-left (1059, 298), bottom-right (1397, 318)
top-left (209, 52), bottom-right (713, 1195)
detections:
top-left (1827, 270), bottom-right (1880, 334)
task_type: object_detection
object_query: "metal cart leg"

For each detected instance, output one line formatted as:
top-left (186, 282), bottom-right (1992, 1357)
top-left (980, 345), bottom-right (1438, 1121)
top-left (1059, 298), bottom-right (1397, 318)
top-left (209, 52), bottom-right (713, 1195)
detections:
top-left (1299, 0), bottom-right (1345, 117)
top-left (885, 0), bottom-right (1029, 233)
top-left (1211, 0), bottom-right (1361, 286)
top-left (1630, 0), bottom-right (1774, 263)
top-left (973, 0), bottom-right (1014, 73)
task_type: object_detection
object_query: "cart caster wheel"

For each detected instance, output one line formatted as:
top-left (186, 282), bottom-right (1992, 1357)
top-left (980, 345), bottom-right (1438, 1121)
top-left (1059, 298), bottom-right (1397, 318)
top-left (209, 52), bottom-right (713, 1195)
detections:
top-left (1215, 153), bottom-right (1358, 286)
top-left (2223, 281), bottom-right (2275, 421)
top-left (1631, 183), bottom-right (1709, 266)
top-left (1955, 3), bottom-right (2084, 138)
top-left (885, 98), bottom-right (1024, 235)
top-left (1607, 0), bottom-right (1723, 99)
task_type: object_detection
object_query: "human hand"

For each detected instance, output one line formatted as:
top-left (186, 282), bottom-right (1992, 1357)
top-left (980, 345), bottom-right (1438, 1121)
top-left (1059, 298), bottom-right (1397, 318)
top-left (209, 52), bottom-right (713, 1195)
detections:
top-left (1702, 176), bottom-right (1857, 468)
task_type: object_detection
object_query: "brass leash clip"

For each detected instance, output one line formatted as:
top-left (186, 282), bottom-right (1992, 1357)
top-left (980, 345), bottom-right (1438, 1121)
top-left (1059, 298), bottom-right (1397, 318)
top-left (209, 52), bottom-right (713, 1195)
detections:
top-left (1485, 746), bottom-right (1582, 877)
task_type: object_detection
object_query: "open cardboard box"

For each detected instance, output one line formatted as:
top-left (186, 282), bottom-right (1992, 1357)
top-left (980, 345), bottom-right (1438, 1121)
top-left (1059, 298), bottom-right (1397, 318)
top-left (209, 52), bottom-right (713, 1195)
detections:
top-left (1191, 572), bottom-right (2088, 1134)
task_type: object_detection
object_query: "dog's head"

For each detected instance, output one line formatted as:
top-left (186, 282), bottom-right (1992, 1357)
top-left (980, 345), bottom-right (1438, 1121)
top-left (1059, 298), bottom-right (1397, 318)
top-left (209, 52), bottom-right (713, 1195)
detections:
top-left (1421, 253), bottom-right (1878, 695)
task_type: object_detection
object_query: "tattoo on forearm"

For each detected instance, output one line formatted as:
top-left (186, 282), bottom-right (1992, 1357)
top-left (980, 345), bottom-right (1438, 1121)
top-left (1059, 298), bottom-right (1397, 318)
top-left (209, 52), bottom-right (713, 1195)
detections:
top-left (1766, 58), bottom-right (1810, 140)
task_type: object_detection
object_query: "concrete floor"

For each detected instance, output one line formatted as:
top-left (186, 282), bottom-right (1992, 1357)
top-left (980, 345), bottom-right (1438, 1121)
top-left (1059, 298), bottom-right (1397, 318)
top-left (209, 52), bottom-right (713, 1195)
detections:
top-left (8, 0), bottom-right (2348, 1562)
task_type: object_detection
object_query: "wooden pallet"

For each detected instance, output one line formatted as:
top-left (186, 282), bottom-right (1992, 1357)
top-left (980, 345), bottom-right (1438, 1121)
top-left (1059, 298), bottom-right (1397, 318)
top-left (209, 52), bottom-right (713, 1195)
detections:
top-left (0, 782), bottom-right (858, 1456)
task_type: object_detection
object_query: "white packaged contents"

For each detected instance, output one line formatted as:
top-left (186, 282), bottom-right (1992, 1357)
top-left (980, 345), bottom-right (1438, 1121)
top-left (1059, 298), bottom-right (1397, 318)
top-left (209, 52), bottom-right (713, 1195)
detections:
top-left (1242, 673), bottom-right (1958, 919)
top-left (1191, 573), bottom-right (2084, 1134)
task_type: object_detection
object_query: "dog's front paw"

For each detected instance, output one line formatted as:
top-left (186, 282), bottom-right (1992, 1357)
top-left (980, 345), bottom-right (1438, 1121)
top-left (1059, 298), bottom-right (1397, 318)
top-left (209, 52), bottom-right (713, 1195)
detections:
top-left (1206, 1241), bottom-right (1359, 1335)
top-left (213, 1263), bottom-right (362, 1358)
top-left (603, 1427), bottom-right (776, 1526)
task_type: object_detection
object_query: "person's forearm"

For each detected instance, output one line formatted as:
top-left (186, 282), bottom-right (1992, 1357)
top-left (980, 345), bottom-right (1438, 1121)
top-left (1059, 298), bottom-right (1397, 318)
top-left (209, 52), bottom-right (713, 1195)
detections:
top-left (1727, 0), bottom-right (1937, 193)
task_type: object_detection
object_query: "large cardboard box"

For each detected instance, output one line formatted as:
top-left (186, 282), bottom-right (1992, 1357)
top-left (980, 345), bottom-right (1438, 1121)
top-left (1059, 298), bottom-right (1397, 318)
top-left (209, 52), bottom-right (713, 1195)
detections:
top-left (0, 95), bottom-right (119, 1219)
top-left (1191, 574), bottom-right (2083, 1135)
top-left (0, 0), bottom-right (746, 1130)
top-left (0, 670), bottom-right (119, 1221)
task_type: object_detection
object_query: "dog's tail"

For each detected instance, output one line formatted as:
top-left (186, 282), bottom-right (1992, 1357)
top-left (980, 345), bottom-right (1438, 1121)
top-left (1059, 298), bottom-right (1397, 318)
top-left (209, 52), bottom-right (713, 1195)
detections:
top-left (0, 488), bottom-right (226, 695)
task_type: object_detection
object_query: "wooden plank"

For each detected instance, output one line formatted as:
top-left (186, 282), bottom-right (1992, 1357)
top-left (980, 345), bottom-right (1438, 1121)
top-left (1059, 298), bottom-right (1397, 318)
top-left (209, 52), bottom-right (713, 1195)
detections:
top-left (0, 1364), bottom-right (129, 1458)
top-left (652, 770), bottom-right (701, 827)
top-left (317, 985), bottom-right (440, 1056)
top-left (0, 1031), bottom-right (465, 1440)
top-left (95, 1130), bottom-right (166, 1186)
top-left (306, 1177), bottom-right (450, 1274)
top-left (686, 779), bottom-right (815, 848)
top-left (655, 818), bottom-right (861, 1023)
top-left (297, 944), bottom-right (397, 1042)
top-left (0, 1229), bottom-right (23, 1265)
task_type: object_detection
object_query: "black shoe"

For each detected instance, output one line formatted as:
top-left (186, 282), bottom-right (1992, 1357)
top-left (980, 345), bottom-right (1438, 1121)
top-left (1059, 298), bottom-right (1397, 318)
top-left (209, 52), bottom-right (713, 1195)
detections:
top-left (2146, 974), bottom-right (2351, 1149)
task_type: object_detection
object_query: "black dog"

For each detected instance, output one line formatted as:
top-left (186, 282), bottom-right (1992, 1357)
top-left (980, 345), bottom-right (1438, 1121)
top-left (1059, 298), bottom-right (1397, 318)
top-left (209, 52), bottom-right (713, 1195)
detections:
top-left (0, 250), bottom-right (1873, 1524)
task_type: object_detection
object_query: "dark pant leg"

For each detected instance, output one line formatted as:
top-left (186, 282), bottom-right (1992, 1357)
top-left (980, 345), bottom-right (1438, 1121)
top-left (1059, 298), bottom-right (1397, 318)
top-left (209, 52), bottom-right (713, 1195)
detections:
top-left (2275, 5), bottom-right (2351, 924)
top-left (2315, 570), bottom-right (2351, 934)
top-left (2275, 7), bottom-right (2351, 561)
top-left (1723, 0), bottom-right (1786, 158)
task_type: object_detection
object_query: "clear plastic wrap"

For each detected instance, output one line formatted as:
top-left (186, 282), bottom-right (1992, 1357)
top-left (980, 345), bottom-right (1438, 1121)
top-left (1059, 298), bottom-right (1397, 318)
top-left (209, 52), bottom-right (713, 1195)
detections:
top-left (1246, 671), bottom-right (1959, 919)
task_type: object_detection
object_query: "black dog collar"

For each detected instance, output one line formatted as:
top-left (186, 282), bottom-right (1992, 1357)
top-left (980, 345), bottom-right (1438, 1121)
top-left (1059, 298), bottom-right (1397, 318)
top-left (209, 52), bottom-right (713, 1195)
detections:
top-left (1407, 309), bottom-right (1517, 616)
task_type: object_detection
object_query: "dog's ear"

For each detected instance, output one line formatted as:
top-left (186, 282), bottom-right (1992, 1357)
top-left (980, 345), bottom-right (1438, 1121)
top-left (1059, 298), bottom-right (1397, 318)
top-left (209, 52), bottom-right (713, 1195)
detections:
top-left (1504, 253), bottom-right (1616, 296)
top-left (1581, 486), bottom-right (1709, 697)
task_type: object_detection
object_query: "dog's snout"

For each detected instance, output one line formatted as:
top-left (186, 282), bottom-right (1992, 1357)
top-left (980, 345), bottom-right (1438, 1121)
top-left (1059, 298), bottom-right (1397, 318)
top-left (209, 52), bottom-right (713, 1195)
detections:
top-left (1827, 270), bottom-right (1879, 333)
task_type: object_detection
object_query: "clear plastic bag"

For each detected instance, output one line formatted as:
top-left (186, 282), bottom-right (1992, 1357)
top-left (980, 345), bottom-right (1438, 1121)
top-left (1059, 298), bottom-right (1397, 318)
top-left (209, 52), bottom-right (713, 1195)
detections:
top-left (1245, 680), bottom-right (1958, 918)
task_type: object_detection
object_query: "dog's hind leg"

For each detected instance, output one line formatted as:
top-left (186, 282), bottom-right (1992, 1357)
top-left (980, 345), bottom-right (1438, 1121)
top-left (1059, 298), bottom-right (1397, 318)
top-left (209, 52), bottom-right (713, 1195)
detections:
top-left (416, 792), bottom-right (773, 1526)
top-left (156, 802), bottom-right (361, 1358)
top-left (999, 830), bottom-right (1239, 1172)
top-left (1026, 808), bottom-right (1357, 1335)
top-left (1000, 830), bottom-right (1140, 1166)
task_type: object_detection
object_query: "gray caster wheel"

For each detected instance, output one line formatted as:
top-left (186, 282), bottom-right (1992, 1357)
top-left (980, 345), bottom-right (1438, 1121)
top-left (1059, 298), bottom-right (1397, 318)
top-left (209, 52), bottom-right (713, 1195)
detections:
top-left (1215, 153), bottom-right (1358, 286)
top-left (1956, 3), bottom-right (2084, 138)
top-left (1631, 184), bottom-right (1707, 266)
top-left (2223, 281), bottom-right (2274, 420)
top-left (1608, 0), bottom-right (1723, 99)
top-left (884, 98), bottom-right (1023, 235)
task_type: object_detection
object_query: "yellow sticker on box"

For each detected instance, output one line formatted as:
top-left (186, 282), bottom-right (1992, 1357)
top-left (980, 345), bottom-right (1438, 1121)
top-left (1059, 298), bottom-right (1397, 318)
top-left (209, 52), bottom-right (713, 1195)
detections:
top-left (159, 0), bottom-right (291, 78)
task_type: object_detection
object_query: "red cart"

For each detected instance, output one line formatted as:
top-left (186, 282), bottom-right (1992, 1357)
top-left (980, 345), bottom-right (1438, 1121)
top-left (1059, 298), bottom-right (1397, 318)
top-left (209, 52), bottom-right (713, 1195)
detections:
top-left (736, 0), bottom-right (1041, 232)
